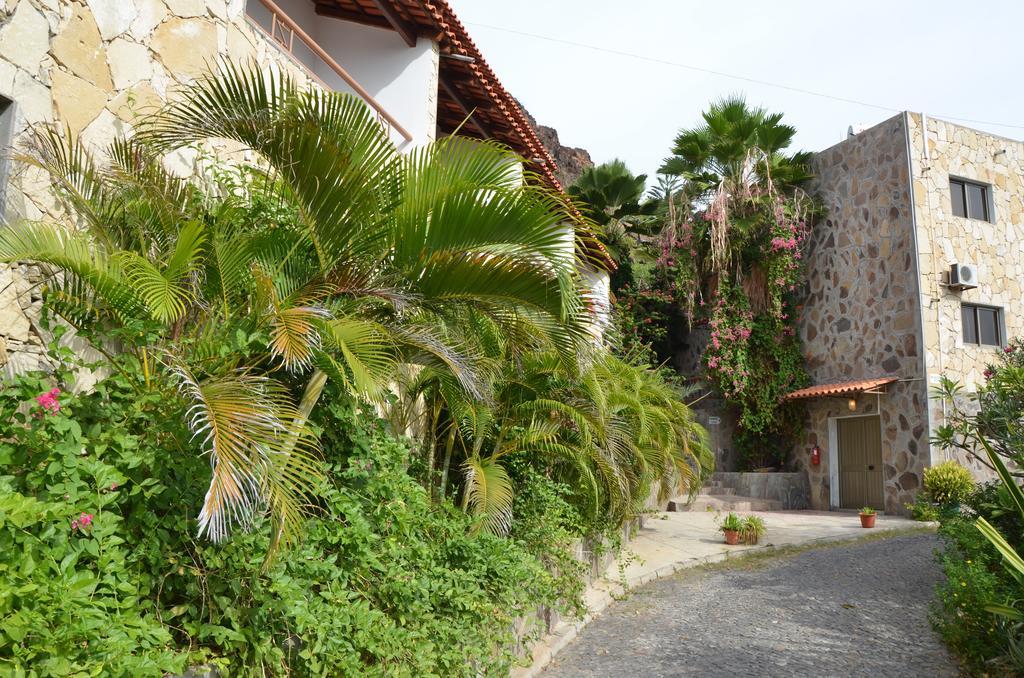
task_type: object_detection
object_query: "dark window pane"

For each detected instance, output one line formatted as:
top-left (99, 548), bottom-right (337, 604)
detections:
top-left (978, 307), bottom-right (1000, 345)
top-left (950, 180), bottom-right (966, 217)
top-left (967, 183), bottom-right (989, 221)
top-left (962, 305), bottom-right (978, 343)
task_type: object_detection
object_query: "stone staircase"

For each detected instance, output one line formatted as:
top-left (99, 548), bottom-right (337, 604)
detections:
top-left (668, 476), bottom-right (785, 512)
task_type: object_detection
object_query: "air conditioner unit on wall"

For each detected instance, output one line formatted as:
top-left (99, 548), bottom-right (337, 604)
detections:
top-left (949, 263), bottom-right (979, 290)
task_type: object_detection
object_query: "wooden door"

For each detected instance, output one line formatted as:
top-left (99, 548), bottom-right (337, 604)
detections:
top-left (838, 416), bottom-right (884, 510)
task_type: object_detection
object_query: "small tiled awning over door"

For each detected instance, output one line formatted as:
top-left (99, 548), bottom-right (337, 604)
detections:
top-left (782, 377), bottom-right (898, 401)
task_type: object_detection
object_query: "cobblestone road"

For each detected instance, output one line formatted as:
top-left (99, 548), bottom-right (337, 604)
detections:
top-left (545, 533), bottom-right (957, 678)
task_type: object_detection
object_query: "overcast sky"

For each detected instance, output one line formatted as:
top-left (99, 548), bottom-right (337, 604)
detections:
top-left (448, 0), bottom-right (1024, 186)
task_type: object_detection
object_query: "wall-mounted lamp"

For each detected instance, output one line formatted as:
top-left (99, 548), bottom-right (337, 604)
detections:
top-left (441, 53), bottom-right (476, 64)
top-left (847, 398), bottom-right (857, 411)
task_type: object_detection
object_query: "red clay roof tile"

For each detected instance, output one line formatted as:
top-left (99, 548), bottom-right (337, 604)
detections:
top-left (783, 377), bottom-right (899, 401)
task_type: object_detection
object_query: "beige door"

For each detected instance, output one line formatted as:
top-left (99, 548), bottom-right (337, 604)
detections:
top-left (838, 416), bottom-right (884, 510)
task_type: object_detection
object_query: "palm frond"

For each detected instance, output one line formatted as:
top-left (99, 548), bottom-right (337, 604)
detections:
top-left (461, 454), bottom-right (514, 536)
top-left (170, 362), bottom-right (321, 547)
top-left (317, 316), bottom-right (397, 398)
top-left (0, 221), bottom-right (142, 322)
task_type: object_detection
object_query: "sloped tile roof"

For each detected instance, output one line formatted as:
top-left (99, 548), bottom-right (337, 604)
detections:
top-left (313, 0), bottom-right (616, 270)
top-left (783, 377), bottom-right (899, 401)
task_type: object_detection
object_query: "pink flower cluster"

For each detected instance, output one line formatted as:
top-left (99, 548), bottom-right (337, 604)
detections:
top-left (36, 388), bottom-right (61, 415)
top-left (769, 236), bottom-right (799, 252)
top-left (71, 512), bottom-right (93, 532)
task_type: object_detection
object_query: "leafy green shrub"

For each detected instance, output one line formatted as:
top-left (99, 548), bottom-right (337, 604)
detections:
top-left (931, 517), bottom-right (1013, 673)
top-left (934, 338), bottom-right (1024, 471)
top-left (506, 457), bottom-right (587, 619)
top-left (1, 359), bottom-right (578, 676)
top-left (186, 429), bottom-right (568, 676)
top-left (906, 495), bottom-right (940, 522)
top-left (0, 360), bottom-right (196, 675)
top-left (924, 460), bottom-right (975, 505)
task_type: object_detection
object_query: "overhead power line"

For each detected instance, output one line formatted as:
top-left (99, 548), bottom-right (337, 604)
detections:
top-left (467, 21), bottom-right (1024, 132)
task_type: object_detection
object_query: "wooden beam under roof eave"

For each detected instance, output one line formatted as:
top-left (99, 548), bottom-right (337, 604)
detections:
top-left (369, 0), bottom-right (418, 47)
top-left (439, 78), bottom-right (490, 138)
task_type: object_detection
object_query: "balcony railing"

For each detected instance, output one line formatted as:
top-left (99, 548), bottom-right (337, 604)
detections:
top-left (246, 0), bottom-right (413, 142)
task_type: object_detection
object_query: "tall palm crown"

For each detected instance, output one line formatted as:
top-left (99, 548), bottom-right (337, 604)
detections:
top-left (659, 95), bottom-right (812, 196)
top-left (569, 160), bottom-right (657, 285)
top-left (570, 159), bottom-right (652, 228)
top-left (0, 64), bottom-right (591, 552)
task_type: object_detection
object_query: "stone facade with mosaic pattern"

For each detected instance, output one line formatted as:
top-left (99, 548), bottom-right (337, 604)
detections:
top-left (794, 112), bottom-right (1023, 513)
top-left (0, 0), bottom-right (442, 380)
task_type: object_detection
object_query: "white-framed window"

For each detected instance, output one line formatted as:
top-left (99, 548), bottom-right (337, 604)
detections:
top-left (962, 303), bottom-right (1004, 346)
top-left (949, 177), bottom-right (992, 222)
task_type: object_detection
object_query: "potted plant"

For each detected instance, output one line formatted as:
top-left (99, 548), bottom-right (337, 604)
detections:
top-left (720, 512), bottom-right (743, 545)
top-left (859, 506), bottom-right (877, 528)
top-left (741, 515), bottom-right (767, 545)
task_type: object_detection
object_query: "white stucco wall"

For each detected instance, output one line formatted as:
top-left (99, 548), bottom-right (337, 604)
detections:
top-left (581, 265), bottom-right (611, 342)
top-left (247, 0), bottom-right (438, 149)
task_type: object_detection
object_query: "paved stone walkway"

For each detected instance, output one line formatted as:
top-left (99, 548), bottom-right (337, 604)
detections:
top-left (545, 533), bottom-right (957, 677)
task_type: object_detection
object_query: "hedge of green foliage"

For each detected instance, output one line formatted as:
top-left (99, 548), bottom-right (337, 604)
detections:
top-left (0, 354), bottom-right (581, 676)
top-left (931, 481), bottom-right (1024, 674)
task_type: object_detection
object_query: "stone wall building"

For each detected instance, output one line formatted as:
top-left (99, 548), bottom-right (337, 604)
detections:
top-left (0, 0), bottom-right (615, 378)
top-left (791, 112), bottom-right (1023, 514)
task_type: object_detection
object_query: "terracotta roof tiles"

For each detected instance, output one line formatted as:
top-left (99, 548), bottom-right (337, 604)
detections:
top-left (313, 0), bottom-right (616, 270)
top-left (783, 377), bottom-right (899, 401)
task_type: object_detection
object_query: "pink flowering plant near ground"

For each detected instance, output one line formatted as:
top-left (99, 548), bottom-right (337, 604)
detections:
top-left (35, 387), bottom-right (61, 415)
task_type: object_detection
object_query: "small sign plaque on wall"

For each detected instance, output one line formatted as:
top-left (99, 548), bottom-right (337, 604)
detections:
top-left (708, 416), bottom-right (721, 426)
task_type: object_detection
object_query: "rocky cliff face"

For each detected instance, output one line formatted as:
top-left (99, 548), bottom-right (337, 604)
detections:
top-left (518, 103), bottom-right (593, 189)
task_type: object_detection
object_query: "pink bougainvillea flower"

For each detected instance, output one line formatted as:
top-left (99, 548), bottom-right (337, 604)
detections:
top-left (984, 369), bottom-right (994, 379)
top-left (79, 512), bottom-right (93, 527)
top-left (35, 388), bottom-right (61, 415)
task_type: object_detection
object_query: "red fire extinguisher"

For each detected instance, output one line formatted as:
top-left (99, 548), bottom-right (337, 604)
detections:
top-left (811, 445), bottom-right (821, 466)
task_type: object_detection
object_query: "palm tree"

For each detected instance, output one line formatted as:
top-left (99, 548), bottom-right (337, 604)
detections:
top-left (405, 341), bottom-right (713, 535)
top-left (659, 95), bottom-right (812, 198)
top-left (570, 159), bottom-right (653, 229)
top-left (0, 64), bottom-right (590, 553)
top-left (570, 159), bottom-right (658, 289)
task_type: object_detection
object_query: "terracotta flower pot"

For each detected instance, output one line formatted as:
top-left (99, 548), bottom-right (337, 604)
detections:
top-left (859, 513), bottom-right (876, 528)
top-left (723, 529), bottom-right (741, 545)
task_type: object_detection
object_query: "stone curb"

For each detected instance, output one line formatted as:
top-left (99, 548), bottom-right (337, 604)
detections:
top-left (511, 523), bottom-right (935, 677)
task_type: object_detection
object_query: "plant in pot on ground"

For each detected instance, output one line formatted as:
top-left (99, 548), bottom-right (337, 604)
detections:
top-left (859, 506), bottom-right (877, 528)
top-left (720, 512), bottom-right (743, 544)
top-left (741, 515), bottom-right (767, 545)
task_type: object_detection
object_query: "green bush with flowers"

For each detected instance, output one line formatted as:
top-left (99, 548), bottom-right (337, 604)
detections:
top-left (653, 190), bottom-right (814, 468)
top-left (0, 344), bottom-right (581, 676)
